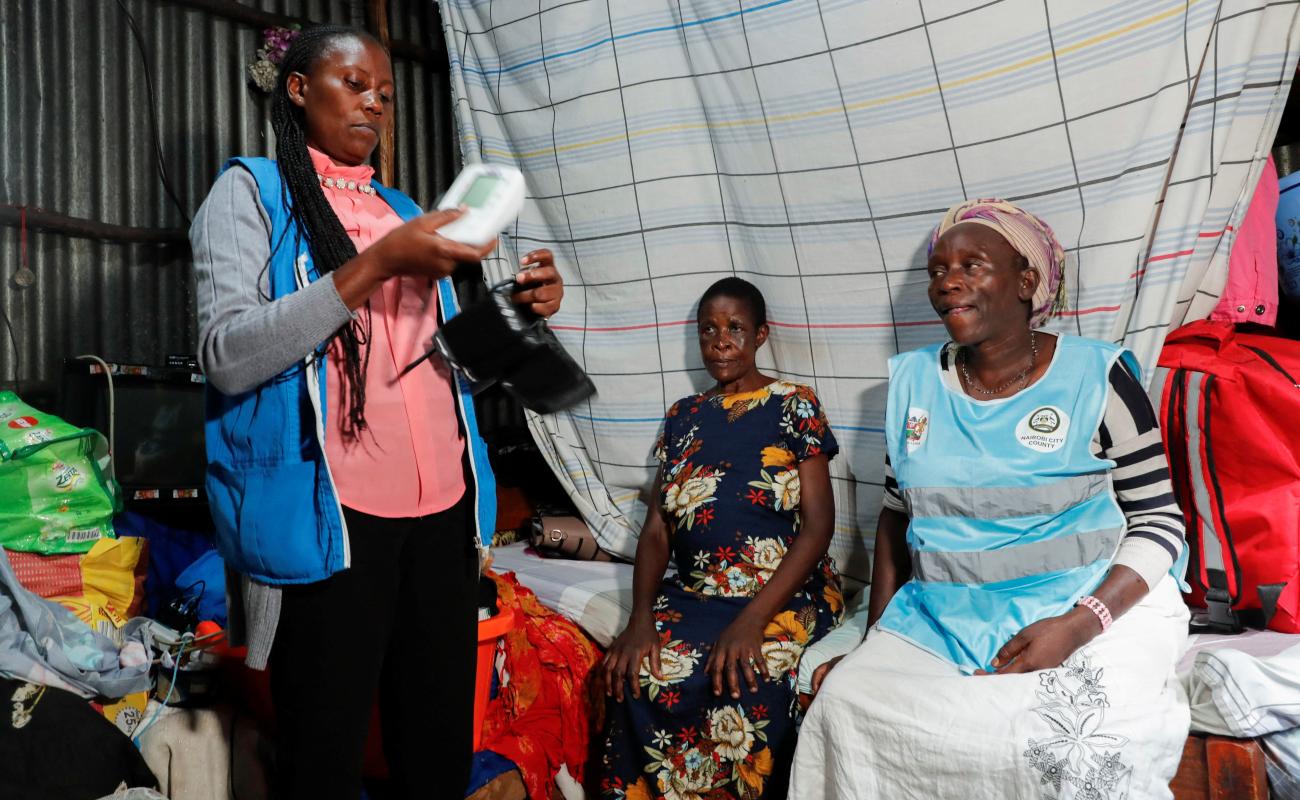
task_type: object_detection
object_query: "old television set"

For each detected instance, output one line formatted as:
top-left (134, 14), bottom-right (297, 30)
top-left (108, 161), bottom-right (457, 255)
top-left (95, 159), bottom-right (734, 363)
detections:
top-left (59, 356), bottom-right (207, 507)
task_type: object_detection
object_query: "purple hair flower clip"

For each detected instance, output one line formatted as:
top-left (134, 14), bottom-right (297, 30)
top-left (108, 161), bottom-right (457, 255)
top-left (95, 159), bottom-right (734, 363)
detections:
top-left (247, 25), bottom-right (301, 93)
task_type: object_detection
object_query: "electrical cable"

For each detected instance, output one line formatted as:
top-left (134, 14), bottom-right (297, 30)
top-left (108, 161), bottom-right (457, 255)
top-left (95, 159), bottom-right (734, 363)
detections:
top-left (75, 355), bottom-right (115, 481)
top-left (178, 578), bottom-right (206, 602)
top-left (112, 0), bottom-right (191, 226)
top-left (133, 635), bottom-right (188, 746)
top-left (0, 310), bottom-right (18, 393)
top-left (1, 209), bottom-right (25, 395)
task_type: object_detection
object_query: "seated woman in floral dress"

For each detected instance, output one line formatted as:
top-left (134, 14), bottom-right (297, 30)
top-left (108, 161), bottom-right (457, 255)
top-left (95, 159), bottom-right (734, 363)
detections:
top-left (597, 277), bottom-right (843, 800)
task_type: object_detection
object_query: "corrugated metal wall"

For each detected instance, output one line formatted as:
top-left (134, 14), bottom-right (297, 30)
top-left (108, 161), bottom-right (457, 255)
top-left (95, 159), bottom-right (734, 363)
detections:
top-left (0, 0), bottom-right (455, 400)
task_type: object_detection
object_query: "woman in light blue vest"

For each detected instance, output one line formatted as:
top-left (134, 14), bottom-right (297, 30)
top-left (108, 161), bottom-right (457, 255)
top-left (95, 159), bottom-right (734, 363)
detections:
top-left (790, 200), bottom-right (1191, 799)
top-left (190, 26), bottom-right (562, 800)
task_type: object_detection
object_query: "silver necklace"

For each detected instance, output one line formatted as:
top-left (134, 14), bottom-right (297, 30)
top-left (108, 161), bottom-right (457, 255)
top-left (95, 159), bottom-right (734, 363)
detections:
top-left (317, 173), bottom-right (376, 196)
top-left (959, 331), bottom-right (1038, 396)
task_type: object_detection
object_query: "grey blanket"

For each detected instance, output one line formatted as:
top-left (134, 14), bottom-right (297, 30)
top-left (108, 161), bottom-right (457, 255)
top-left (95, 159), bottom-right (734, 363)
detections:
top-left (0, 547), bottom-right (153, 699)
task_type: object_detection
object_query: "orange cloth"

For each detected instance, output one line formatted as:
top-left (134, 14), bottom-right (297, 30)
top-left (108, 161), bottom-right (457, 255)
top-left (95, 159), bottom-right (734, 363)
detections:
top-left (310, 147), bottom-right (466, 517)
top-left (481, 571), bottom-right (602, 798)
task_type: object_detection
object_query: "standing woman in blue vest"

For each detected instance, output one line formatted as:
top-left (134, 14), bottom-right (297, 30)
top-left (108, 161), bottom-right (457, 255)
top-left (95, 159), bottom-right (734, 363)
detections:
top-left (189, 26), bottom-right (562, 800)
top-left (791, 200), bottom-right (1190, 799)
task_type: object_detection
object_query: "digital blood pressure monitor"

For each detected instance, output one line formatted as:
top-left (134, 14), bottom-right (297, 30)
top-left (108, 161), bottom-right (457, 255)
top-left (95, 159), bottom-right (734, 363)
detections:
top-left (435, 163), bottom-right (526, 246)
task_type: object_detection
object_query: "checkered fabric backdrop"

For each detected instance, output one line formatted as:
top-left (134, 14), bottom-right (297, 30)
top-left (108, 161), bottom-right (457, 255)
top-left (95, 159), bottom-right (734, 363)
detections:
top-left (438, 0), bottom-right (1300, 583)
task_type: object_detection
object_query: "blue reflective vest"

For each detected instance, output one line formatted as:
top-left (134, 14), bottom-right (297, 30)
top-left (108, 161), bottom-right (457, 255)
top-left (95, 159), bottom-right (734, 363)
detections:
top-left (878, 335), bottom-right (1184, 673)
top-left (203, 157), bottom-right (496, 585)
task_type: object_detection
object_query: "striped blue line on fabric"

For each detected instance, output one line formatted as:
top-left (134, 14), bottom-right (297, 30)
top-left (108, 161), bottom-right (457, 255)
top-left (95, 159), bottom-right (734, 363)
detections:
top-left (569, 414), bottom-right (665, 424)
top-left (451, 0), bottom-right (1204, 88)
top-left (461, 54), bottom-right (1275, 166)
top-left (452, 0), bottom-right (797, 78)
top-left (453, 0), bottom-right (1226, 130)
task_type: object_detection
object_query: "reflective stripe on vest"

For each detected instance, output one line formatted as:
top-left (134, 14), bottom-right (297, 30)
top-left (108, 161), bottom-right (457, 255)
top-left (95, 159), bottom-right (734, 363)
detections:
top-left (903, 472), bottom-right (1109, 520)
top-left (911, 526), bottom-right (1123, 584)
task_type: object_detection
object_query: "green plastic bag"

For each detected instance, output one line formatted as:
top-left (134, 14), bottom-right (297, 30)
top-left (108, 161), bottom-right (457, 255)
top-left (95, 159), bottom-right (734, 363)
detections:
top-left (0, 392), bottom-right (121, 554)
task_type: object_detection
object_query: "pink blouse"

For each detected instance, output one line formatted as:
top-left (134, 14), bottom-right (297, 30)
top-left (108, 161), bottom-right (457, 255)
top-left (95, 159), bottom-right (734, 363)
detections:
top-left (310, 147), bottom-right (466, 518)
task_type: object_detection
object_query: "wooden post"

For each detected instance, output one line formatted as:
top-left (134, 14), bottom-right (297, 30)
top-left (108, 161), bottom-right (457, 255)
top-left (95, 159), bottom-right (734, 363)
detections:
top-left (1205, 736), bottom-right (1269, 800)
top-left (1172, 736), bottom-right (1209, 800)
top-left (1171, 734), bottom-right (1270, 800)
top-left (367, 0), bottom-right (395, 188)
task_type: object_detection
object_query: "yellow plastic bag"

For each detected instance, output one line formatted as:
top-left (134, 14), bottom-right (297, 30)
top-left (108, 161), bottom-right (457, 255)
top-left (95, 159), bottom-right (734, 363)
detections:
top-left (98, 691), bottom-right (150, 737)
top-left (48, 537), bottom-right (148, 631)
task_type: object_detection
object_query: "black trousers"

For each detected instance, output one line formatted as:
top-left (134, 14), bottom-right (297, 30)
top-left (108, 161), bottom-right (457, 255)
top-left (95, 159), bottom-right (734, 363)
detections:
top-left (270, 497), bottom-right (479, 800)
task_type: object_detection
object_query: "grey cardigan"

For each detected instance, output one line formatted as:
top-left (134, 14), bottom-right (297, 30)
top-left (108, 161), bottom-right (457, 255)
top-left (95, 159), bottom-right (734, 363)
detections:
top-left (190, 166), bottom-right (353, 668)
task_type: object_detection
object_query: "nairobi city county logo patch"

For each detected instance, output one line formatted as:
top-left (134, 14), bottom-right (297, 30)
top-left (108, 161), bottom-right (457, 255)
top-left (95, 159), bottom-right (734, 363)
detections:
top-left (1015, 406), bottom-right (1069, 452)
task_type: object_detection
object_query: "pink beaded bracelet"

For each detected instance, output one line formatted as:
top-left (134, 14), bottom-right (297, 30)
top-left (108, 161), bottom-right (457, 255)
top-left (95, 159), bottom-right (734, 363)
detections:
top-left (1076, 595), bottom-right (1113, 632)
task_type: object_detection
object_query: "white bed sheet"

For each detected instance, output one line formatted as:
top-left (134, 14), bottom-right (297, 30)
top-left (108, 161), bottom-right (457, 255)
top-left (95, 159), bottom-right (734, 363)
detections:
top-left (489, 543), bottom-right (656, 648)
top-left (1180, 628), bottom-right (1300, 738)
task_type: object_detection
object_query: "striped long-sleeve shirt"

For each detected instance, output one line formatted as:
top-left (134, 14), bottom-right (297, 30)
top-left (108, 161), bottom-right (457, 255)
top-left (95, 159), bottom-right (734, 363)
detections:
top-left (882, 345), bottom-right (1185, 590)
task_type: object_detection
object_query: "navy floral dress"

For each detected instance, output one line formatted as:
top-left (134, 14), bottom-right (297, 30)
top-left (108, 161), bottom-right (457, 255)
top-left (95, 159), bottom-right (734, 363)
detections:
top-left (599, 380), bottom-right (843, 800)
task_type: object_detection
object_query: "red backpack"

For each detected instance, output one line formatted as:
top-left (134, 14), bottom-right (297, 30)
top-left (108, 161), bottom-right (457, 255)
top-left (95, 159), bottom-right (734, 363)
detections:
top-left (1157, 320), bottom-right (1300, 633)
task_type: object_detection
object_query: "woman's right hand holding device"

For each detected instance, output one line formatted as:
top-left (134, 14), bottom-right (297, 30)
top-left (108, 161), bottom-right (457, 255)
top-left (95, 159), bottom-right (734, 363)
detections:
top-left (334, 208), bottom-right (497, 310)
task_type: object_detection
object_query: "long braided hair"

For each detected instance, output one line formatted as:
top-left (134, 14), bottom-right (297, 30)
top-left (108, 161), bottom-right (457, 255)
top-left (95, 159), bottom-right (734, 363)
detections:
top-left (271, 25), bottom-right (384, 437)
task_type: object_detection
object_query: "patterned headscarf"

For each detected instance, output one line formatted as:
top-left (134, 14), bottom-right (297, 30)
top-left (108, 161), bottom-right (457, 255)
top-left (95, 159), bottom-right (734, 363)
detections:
top-left (928, 198), bottom-right (1068, 328)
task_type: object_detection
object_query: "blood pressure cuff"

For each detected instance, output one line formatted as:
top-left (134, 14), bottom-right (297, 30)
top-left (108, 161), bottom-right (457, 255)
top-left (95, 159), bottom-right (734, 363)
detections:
top-left (436, 281), bottom-right (596, 414)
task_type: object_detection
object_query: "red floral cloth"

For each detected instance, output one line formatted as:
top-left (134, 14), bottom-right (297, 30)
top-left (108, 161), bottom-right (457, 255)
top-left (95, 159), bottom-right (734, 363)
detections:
top-left (481, 570), bottom-right (602, 798)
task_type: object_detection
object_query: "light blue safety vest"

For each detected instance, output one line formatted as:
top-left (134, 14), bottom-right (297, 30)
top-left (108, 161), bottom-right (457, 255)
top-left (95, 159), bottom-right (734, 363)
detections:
top-left (878, 335), bottom-right (1156, 673)
top-left (203, 157), bottom-right (496, 585)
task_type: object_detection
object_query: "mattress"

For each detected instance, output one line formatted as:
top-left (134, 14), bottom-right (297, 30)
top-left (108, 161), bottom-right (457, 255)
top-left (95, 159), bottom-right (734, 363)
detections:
top-left (1181, 628), bottom-right (1300, 738)
top-left (489, 543), bottom-right (656, 648)
top-left (1178, 628), bottom-right (1298, 673)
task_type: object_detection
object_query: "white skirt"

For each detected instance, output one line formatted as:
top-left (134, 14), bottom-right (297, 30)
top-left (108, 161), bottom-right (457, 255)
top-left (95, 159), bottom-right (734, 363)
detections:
top-left (790, 577), bottom-right (1191, 800)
